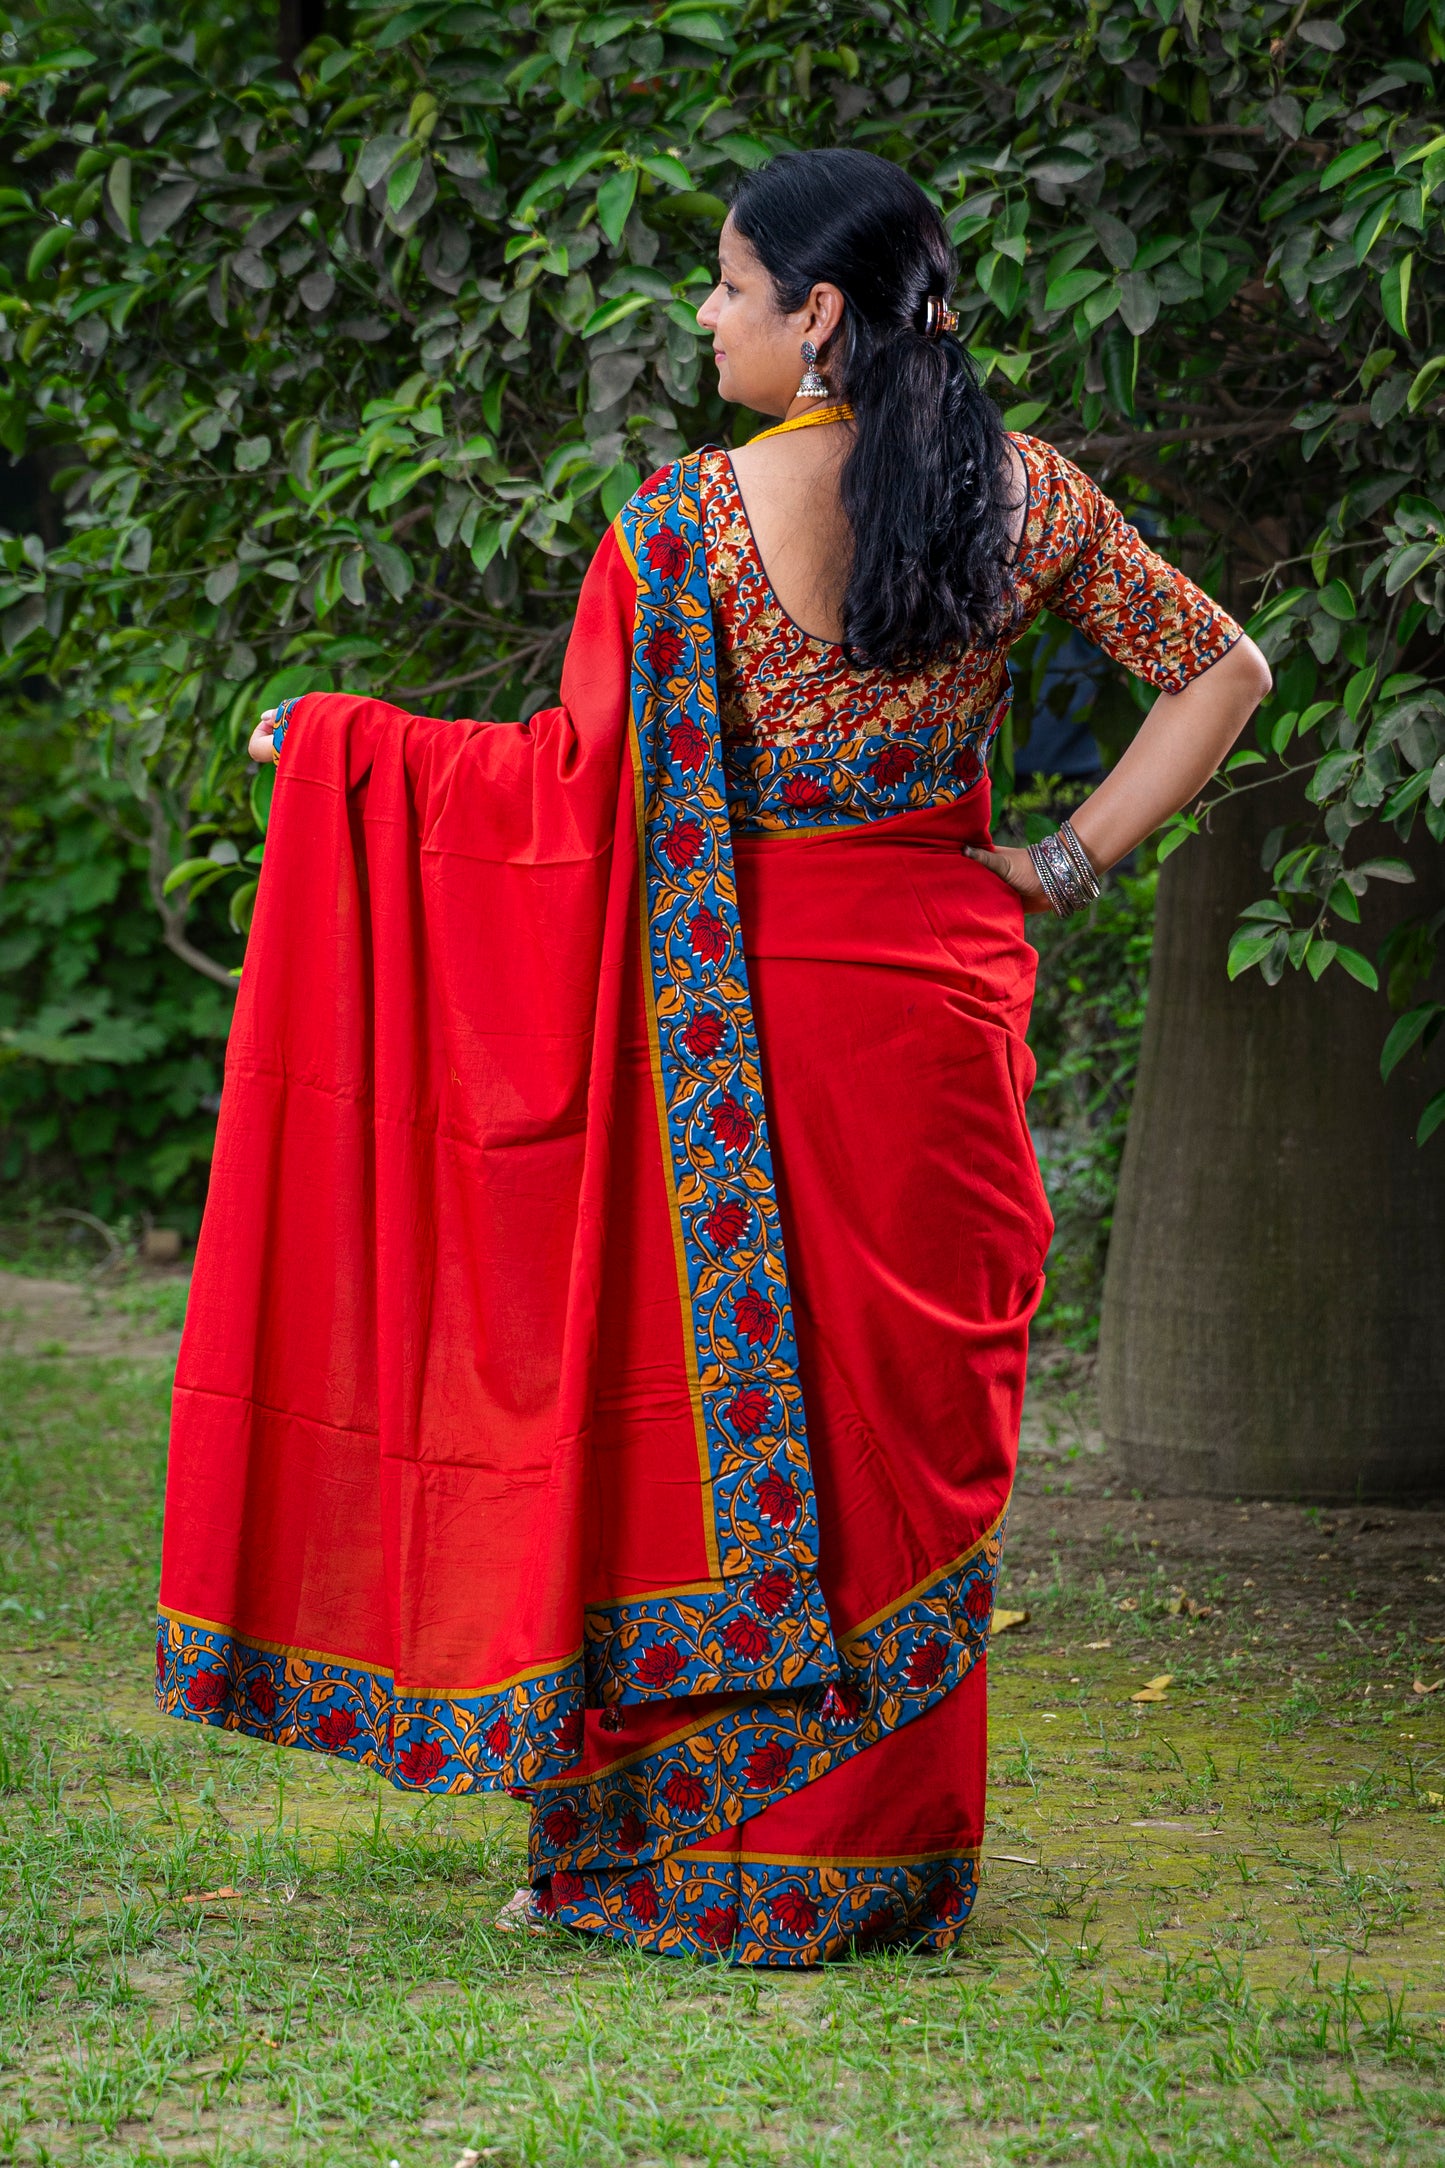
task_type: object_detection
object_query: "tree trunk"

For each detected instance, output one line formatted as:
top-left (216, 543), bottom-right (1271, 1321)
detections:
top-left (1098, 779), bottom-right (1445, 1500)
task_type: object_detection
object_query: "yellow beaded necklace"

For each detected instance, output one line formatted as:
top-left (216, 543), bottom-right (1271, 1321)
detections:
top-left (743, 402), bottom-right (855, 446)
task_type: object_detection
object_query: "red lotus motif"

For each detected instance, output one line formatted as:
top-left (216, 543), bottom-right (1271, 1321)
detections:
top-left (184, 1668), bottom-right (229, 1714)
top-left (483, 1713), bottom-right (511, 1758)
top-left (542, 1802), bottom-right (581, 1846)
top-left (669, 719), bottom-right (709, 771)
top-left (722, 1615), bottom-right (772, 1661)
top-left (643, 625), bottom-right (686, 676)
top-left (744, 1739), bottom-right (791, 1789)
top-left (664, 817), bottom-right (705, 868)
top-left (870, 742), bottom-right (916, 787)
top-left (704, 1198), bottom-right (748, 1250)
top-left (750, 1568), bottom-right (794, 1618)
top-left (247, 1672), bottom-right (277, 1721)
top-left (694, 1902), bottom-right (738, 1951)
top-left (635, 1640), bottom-right (686, 1689)
top-left (711, 1096), bottom-right (754, 1152)
top-left (689, 908), bottom-right (728, 962)
top-left (155, 1635), bottom-right (166, 1680)
top-left (964, 1575), bottom-right (993, 1622)
top-left (780, 772), bottom-right (832, 808)
top-left (930, 1872), bottom-right (967, 1922)
top-left (726, 1386), bottom-right (770, 1438)
top-left (820, 1680), bottom-right (862, 1725)
top-left (755, 1472), bottom-right (801, 1528)
top-left (771, 1889), bottom-right (819, 1937)
top-left (398, 1735), bottom-right (446, 1787)
top-left (733, 1286), bottom-right (778, 1345)
top-left (683, 1007), bottom-right (726, 1058)
top-left (617, 1810), bottom-right (646, 1852)
top-left (550, 1869), bottom-right (585, 1905)
top-left (624, 1874), bottom-right (660, 1924)
top-left (906, 1638), bottom-right (948, 1691)
top-left (664, 1768), bottom-right (707, 1812)
top-left (644, 528), bottom-right (689, 580)
top-left (316, 1705), bottom-right (360, 1751)
top-left (554, 1709), bottom-right (583, 1756)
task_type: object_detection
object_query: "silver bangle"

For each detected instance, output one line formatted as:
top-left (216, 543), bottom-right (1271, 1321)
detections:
top-left (1027, 819), bottom-right (1101, 917)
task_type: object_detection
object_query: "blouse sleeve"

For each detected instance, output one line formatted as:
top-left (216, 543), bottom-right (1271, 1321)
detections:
top-left (1016, 437), bottom-right (1242, 696)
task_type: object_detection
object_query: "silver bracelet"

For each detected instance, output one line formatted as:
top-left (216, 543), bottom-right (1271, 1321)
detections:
top-left (1027, 818), bottom-right (1101, 917)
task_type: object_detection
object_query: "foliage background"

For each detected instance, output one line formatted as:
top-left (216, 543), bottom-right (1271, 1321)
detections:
top-left (0, 0), bottom-right (1442, 1282)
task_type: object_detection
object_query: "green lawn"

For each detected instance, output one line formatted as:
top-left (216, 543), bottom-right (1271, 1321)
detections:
top-left (1, 1327), bottom-right (1443, 2165)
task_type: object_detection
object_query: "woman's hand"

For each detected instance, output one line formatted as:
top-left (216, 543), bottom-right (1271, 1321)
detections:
top-left (249, 709), bottom-right (280, 765)
top-left (963, 841), bottom-right (1053, 913)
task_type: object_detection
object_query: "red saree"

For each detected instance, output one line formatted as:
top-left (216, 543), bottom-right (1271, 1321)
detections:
top-left (158, 439), bottom-right (1237, 1962)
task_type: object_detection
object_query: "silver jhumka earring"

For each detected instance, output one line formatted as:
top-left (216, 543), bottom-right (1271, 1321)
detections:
top-left (796, 339), bottom-right (829, 398)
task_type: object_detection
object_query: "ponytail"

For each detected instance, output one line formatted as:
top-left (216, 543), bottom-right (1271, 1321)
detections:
top-left (730, 148), bottom-right (1018, 672)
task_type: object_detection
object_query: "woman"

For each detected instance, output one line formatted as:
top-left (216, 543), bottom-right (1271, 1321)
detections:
top-left (157, 149), bottom-right (1269, 1964)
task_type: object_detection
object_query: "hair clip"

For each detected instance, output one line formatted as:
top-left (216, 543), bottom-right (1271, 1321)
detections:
top-left (922, 294), bottom-right (959, 339)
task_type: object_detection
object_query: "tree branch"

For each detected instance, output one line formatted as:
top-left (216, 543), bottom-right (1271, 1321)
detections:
top-left (141, 794), bottom-right (240, 993)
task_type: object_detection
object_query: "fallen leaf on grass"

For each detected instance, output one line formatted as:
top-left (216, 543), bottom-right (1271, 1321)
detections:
top-left (1412, 1677), bottom-right (1443, 1696)
top-left (181, 1887), bottom-right (242, 1906)
top-left (1116, 1598), bottom-right (1138, 1612)
top-left (1167, 1591), bottom-right (1213, 1618)
top-left (992, 1607), bottom-right (1030, 1634)
top-left (1085, 1638), bottom-right (1112, 1650)
top-left (1422, 1791), bottom-right (1444, 1809)
top-left (1131, 1674), bottom-right (1174, 1704)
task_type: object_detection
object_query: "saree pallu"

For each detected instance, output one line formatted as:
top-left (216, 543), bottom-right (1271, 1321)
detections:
top-left (156, 460), bottom-right (1049, 1964)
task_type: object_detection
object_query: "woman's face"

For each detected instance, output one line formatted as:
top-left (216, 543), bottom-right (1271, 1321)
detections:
top-left (695, 216), bottom-right (843, 417)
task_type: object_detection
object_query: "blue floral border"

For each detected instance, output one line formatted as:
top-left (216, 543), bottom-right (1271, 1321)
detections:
top-left (529, 1509), bottom-right (1006, 1874)
top-left (535, 1850), bottom-right (980, 1966)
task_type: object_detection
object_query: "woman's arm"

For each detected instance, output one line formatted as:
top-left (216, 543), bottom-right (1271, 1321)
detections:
top-left (966, 633), bottom-right (1273, 910)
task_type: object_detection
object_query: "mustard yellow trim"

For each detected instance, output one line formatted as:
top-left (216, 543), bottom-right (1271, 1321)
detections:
top-left (528, 1695), bottom-right (750, 1789)
top-left (684, 1845), bottom-right (980, 1870)
top-left (842, 1492), bottom-right (1011, 1643)
top-left (158, 1606), bottom-right (581, 1700)
top-left (611, 509), bottom-right (639, 577)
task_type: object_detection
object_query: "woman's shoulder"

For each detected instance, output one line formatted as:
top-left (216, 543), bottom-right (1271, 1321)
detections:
top-left (1004, 431), bottom-right (1105, 559)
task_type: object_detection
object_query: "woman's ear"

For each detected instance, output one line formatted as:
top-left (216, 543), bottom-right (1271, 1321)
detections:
top-left (802, 280), bottom-right (846, 348)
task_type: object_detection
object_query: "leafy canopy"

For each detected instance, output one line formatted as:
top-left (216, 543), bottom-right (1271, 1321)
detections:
top-left (1, 0), bottom-right (1443, 1128)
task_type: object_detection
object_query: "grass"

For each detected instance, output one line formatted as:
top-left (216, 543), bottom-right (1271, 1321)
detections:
top-left (1, 1326), bottom-right (1444, 2164)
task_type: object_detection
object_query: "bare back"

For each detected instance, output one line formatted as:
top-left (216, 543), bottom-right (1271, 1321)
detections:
top-left (730, 423), bottom-right (1029, 647)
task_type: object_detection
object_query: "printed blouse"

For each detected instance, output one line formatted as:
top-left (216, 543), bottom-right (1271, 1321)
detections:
top-left (694, 434), bottom-right (1242, 833)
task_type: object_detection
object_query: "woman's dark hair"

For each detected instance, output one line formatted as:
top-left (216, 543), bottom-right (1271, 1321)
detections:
top-left (730, 147), bottom-right (1019, 670)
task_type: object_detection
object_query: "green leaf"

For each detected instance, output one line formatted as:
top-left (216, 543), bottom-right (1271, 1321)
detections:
top-left (1306, 939), bottom-right (1337, 981)
top-left (1001, 399), bottom-right (1048, 431)
top-left (1418, 1087), bottom-right (1445, 1148)
top-left (106, 156), bottom-right (132, 234)
top-left (1044, 266), bottom-right (1107, 314)
top-left (596, 167), bottom-right (638, 247)
top-left (601, 458), bottom-right (642, 520)
top-left (1320, 142), bottom-right (1385, 190)
top-left (367, 540), bottom-right (414, 601)
top-left (638, 153), bottom-right (694, 191)
top-left (1317, 579), bottom-right (1356, 621)
top-left (1227, 931), bottom-right (1277, 980)
top-left (1407, 356), bottom-right (1445, 413)
top-left (1381, 1002), bottom-right (1444, 1081)
top-left (580, 293), bottom-right (654, 337)
top-left (25, 223), bottom-right (72, 280)
top-left (1334, 945), bottom-right (1380, 992)
top-left (1381, 252), bottom-right (1412, 338)
top-left (162, 856), bottom-right (229, 898)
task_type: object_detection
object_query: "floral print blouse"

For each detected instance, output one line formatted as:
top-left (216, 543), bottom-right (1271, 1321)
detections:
top-left (694, 434), bottom-right (1241, 834)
